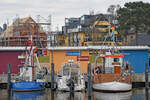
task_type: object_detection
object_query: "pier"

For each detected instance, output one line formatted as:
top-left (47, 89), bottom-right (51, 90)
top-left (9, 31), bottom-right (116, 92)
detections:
top-left (132, 73), bottom-right (150, 88)
top-left (0, 73), bottom-right (150, 89)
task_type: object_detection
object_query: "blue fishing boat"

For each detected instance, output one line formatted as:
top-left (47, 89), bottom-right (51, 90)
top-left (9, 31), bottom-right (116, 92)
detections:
top-left (11, 36), bottom-right (46, 92)
top-left (12, 81), bottom-right (45, 92)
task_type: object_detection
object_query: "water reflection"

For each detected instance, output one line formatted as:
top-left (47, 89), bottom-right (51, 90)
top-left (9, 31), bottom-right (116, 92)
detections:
top-left (132, 88), bottom-right (150, 100)
top-left (145, 89), bottom-right (149, 100)
top-left (93, 91), bottom-right (132, 100)
top-left (12, 91), bottom-right (44, 100)
top-left (0, 88), bottom-right (150, 100)
top-left (51, 91), bottom-right (55, 100)
top-left (56, 92), bottom-right (85, 100)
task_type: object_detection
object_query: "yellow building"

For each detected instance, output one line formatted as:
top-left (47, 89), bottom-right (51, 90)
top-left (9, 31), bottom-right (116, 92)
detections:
top-left (57, 34), bottom-right (65, 46)
top-left (59, 20), bottom-right (122, 46)
top-left (93, 20), bottom-right (110, 33)
top-left (47, 47), bottom-right (90, 73)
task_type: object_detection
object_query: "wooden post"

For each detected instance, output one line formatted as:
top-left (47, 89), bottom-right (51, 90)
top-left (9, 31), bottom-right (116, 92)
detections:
top-left (51, 49), bottom-right (55, 91)
top-left (7, 64), bottom-right (11, 91)
top-left (87, 63), bottom-right (92, 97)
top-left (51, 63), bottom-right (55, 91)
top-left (145, 88), bottom-right (149, 100)
top-left (51, 90), bottom-right (54, 100)
top-left (145, 62), bottom-right (149, 89)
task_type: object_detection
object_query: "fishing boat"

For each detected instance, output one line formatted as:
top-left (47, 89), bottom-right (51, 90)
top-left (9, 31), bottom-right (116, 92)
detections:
top-left (11, 36), bottom-right (46, 92)
top-left (92, 52), bottom-right (132, 92)
top-left (92, 26), bottom-right (132, 92)
top-left (56, 60), bottom-right (85, 91)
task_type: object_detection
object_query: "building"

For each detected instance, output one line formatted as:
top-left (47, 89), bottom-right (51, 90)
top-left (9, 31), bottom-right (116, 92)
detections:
top-left (47, 47), bottom-right (90, 73)
top-left (0, 47), bottom-right (27, 74)
top-left (47, 46), bottom-right (149, 73)
top-left (0, 27), bottom-right (3, 34)
top-left (124, 33), bottom-right (150, 46)
top-left (0, 17), bottom-right (47, 48)
top-left (61, 13), bottom-right (121, 46)
top-left (47, 31), bottom-right (63, 46)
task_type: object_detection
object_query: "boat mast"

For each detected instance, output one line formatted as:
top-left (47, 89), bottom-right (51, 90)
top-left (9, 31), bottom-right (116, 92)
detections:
top-left (29, 35), bottom-right (33, 66)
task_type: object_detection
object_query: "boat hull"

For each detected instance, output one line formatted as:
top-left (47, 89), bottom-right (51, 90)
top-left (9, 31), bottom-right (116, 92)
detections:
top-left (93, 81), bottom-right (132, 92)
top-left (11, 81), bottom-right (45, 92)
top-left (57, 84), bottom-right (85, 92)
top-left (57, 78), bottom-right (85, 92)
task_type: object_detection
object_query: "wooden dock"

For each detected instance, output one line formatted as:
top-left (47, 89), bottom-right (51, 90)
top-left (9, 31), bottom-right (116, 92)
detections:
top-left (132, 73), bottom-right (150, 82)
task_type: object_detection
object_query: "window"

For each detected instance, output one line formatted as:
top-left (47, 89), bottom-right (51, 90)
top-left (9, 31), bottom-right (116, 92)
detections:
top-left (114, 58), bottom-right (119, 62)
top-left (95, 25), bottom-right (108, 28)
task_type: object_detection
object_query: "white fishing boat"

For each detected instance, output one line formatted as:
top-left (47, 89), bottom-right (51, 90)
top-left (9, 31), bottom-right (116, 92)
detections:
top-left (92, 24), bottom-right (132, 92)
top-left (92, 51), bottom-right (132, 92)
top-left (56, 60), bottom-right (85, 91)
top-left (93, 81), bottom-right (132, 92)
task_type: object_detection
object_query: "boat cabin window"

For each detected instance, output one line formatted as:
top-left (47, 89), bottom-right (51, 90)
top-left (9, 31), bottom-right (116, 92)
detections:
top-left (114, 58), bottom-right (119, 62)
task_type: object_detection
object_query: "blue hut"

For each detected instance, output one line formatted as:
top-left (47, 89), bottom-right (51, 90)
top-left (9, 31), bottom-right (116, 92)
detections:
top-left (90, 46), bottom-right (150, 73)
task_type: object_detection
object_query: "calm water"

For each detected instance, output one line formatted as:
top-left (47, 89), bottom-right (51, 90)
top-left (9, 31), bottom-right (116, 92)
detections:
top-left (0, 88), bottom-right (149, 100)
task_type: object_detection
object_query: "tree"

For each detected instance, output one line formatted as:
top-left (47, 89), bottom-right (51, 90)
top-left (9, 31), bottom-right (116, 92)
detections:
top-left (116, 1), bottom-right (150, 44)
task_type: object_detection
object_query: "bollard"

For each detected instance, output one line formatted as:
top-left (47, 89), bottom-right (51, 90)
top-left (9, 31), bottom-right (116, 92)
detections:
top-left (145, 62), bottom-right (149, 89)
top-left (7, 64), bottom-right (11, 91)
top-left (87, 63), bottom-right (91, 97)
top-left (51, 63), bottom-right (55, 91)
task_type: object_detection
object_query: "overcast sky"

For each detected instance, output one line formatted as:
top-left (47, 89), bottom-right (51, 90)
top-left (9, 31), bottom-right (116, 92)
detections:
top-left (0, 0), bottom-right (149, 31)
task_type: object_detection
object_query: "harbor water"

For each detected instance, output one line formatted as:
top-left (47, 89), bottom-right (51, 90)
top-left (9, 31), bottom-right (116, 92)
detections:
top-left (0, 88), bottom-right (149, 100)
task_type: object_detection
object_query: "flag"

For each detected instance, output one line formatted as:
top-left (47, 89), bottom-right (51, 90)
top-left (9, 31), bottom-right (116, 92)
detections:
top-left (27, 40), bottom-right (33, 45)
top-left (111, 25), bottom-right (115, 30)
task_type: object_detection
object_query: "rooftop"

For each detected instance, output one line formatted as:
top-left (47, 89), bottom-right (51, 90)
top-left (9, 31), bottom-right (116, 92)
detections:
top-left (0, 46), bottom-right (36, 51)
top-left (47, 46), bottom-right (150, 51)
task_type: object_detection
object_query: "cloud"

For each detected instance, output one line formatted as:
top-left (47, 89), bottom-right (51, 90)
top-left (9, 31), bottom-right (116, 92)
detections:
top-left (0, 0), bottom-right (150, 30)
top-left (0, 0), bottom-right (18, 3)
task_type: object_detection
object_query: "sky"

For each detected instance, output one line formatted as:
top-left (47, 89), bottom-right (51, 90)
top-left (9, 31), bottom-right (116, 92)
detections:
top-left (0, 0), bottom-right (150, 31)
